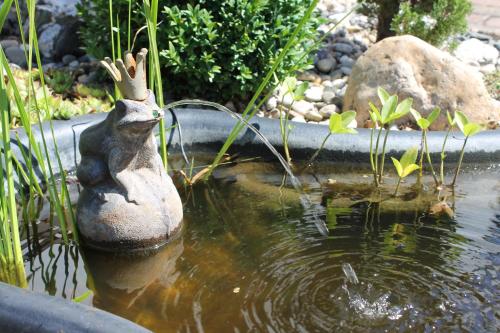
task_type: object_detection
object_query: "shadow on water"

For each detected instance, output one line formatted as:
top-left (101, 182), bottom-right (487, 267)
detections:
top-left (12, 160), bottom-right (500, 332)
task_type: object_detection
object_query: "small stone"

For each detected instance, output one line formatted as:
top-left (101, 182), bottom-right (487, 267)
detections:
top-left (280, 93), bottom-right (294, 108)
top-left (455, 38), bottom-right (499, 65)
top-left (314, 102), bottom-right (326, 109)
top-left (330, 70), bottom-right (344, 80)
top-left (62, 54), bottom-right (77, 65)
top-left (5, 46), bottom-right (26, 67)
top-left (304, 109), bottom-right (323, 122)
top-left (319, 104), bottom-right (338, 118)
top-left (291, 100), bottom-right (314, 115)
top-left (78, 54), bottom-right (93, 63)
top-left (38, 23), bottom-right (62, 59)
top-left (77, 74), bottom-right (89, 84)
top-left (42, 62), bottom-right (59, 71)
top-left (322, 89), bottom-right (336, 104)
top-left (332, 43), bottom-right (354, 54)
top-left (305, 86), bottom-right (323, 102)
top-left (68, 60), bottom-right (79, 71)
top-left (266, 96), bottom-right (278, 110)
top-left (224, 101), bottom-right (237, 112)
top-left (291, 116), bottom-right (306, 123)
top-left (322, 80), bottom-right (333, 88)
top-left (297, 70), bottom-right (321, 83)
top-left (0, 39), bottom-right (18, 49)
top-left (340, 55), bottom-right (355, 67)
top-left (389, 125), bottom-right (399, 131)
top-left (332, 79), bottom-right (346, 89)
top-left (340, 66), bottom-right (352, 75)
top-left (316, 57), bottom-right (336, 73)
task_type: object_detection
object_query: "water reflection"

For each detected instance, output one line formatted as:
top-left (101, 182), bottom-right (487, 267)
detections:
top-left (17, 161), bottom-right (500, 332)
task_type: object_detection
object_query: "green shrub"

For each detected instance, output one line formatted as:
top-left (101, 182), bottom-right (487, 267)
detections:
top-left (358, 0), bottom-right (471, 45)
top-left (78, 0), bottom-right (321, 103)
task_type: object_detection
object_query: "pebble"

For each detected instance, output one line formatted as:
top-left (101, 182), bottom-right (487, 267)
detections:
top-left (266, 96), bottom-right (278, 110)
top-left (62, 54), bottom-right (77, 65)
top-left (339, 55), bottom-right (355, 67)
top-left (4, 46), bottom-right (26, 67)
top-left (322, 89), bottom-right (336, 104)
top-left (292, 100), bottom-right (314, 115)
top-left (316, 57), bottom-right (336, 73)
top-left (68, 60), bottom-right (79, 71)
top-left (340, 66), bottom-right (352, 75)
top-left (319, 104), bottom-right (338, 118)
top-left (455, 38), bottom-right (499, 66)
top-left (0, 39), bottom-right (19, 49)
top-left (304, 109), bottom-right (323, 122)
top-left (331, 43), bottom-right (354, 54)
top-left (305, 86), bottom-right (324, 102)
top-left (332, 78), bottom-right (346, 89)
top-left (291, 116), bottom-right (306, 123)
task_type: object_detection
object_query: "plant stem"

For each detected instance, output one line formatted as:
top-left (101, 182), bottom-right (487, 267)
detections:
top-left (418, 130), bottom-right (425, 177)
top-left (394, 177), bottom-right (402, 197)
top-left (423, 130), bottom-right (439, 186)
top-left (304, 133), bottom-right (331, 169)
top-left (378, 127), bottom-right (390, 183)
top-left (373, 127), bottom-right (383, 186)
top-left (451, 136), bottom-right (468, 187)
top-left (369, 125), bottom-right (375, 175)
top-left (440, 126), bottom-right (452, 185)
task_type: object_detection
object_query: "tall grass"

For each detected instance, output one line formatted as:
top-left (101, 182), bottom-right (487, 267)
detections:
top-left (143, 0), bottom-right (168, 169)
top-left (1, 0), bottom-right (81, 285)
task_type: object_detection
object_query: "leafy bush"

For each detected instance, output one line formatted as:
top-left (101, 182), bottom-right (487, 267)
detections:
top-left (358, 0), bottom-right (471, 45)
top-left (77, 0), bottom-right (321, 102)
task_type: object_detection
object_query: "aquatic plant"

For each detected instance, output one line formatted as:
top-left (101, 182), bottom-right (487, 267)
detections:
top-left (410, 107), bottom-right (440, 185)
top-left (305, 111), bottom-right (358, 169)
top-left (46, 69), bottom-right (74, 95)
top-left (368, 87), bottom-right (412, 186)
top-left (278, 77), bottom-right (309, 165)
top-left (440, 111), bottom-right (456, 185)
top-left (391, 146), bottom-right (420, 196)
top-left (450, 111), bottom-right (483, 186)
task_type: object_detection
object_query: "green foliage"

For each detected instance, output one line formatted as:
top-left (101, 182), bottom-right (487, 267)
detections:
top-left (410, 107), bottom-right (440, 130)
top-left (391, 147), bottom-right (419, 178)
top-left (329, 111), bottom-right (357, 134)
top-left (46, 69), bottom-right (74, 94)
top-left (358, 0), bottom-right (471, 45)
top-left (455, 111), bottom-right (483, 137)
top-left (78, 0), bottom-right (321, 102)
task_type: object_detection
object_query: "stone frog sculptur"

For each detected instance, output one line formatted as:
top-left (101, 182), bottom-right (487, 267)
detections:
top-left (76, 48), bottom-right (183, 251)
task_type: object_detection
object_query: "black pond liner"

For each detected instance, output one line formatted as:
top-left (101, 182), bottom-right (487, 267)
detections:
top-left (2, 108), bottom-right (500, 332)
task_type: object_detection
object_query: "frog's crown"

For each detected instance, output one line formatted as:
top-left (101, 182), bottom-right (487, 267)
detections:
top-left (100, 48), bottom-right (148, 101)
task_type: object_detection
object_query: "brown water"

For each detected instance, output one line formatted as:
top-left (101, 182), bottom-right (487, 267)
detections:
top-left (21, 160), bottom-right (500, 332)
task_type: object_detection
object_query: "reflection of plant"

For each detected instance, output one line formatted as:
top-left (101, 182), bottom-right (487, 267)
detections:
top-left (391, 146), bottom-right (420, 196)
top-left (368, 87), bottom-right (412, 186)
top-left (410, 107), bottom-right (440, 185)
top-left (279, 77), bottom-right (308, 165)
top-left (451, 111), bottom-right (483, 186)
top-left (305, 111), bottom-right (357, 169)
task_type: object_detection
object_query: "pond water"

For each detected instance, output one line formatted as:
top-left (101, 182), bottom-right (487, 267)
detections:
top-left (20, 159), bottom-right (500, 332)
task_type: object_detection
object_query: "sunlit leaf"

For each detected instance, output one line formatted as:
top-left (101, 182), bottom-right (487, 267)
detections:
top-left (283, 77), bottom-right (297, 94)
top-left (400, 146), bottom-right (419, 168)
top-left (391, 157), bottom-right (403, 177)
top-left (427, 107), bottom-right (440, 125)
top-left (463, 123), bottom-right (482, 137)
top-left (446, 110), bottom-right (455, 126)
top-left (368, 102), bottom-right (381, 122)
top-left (402, 163), bottom-right (420, 178)
top-left (395, 98), bottom-right (413, 116)
top-left (377, 87), bottom-right (390, 105)
top-left (293, 82), bottom-right (308, 101)
top-left (410, 108), bottom-right (421, 121)
top-left (341, 110), bottom-right (356, 127)
top-left (417, 118), bottom-right (430, 130)
top-left (381, 95), bottom-right (398, 124)
top-left (73, 290), bottom-right (93, 303)
top-left (454, 111), bottom-right (468, 134)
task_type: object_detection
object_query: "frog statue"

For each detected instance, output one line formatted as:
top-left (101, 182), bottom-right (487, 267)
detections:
top-left (76, 48), bottom-right (183, 251)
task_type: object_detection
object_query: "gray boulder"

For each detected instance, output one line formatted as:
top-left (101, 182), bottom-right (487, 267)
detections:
top-left (344, 35), bottom-right (500, 130)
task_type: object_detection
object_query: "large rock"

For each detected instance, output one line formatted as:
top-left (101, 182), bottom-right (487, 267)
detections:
top-left (343, 35), bottom-right (500, 130)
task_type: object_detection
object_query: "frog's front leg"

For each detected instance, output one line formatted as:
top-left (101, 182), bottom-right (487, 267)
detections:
top-left (108, 149), bottom-right (141, 205)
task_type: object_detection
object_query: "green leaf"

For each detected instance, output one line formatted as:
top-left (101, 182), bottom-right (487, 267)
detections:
top-left (446, 110), bottom-right (455, 126)
top-left (463, 123), bottom-right (482, 137)
top-left (395, 98), bottom-right (413, 116)
top-left (329, 113), bottom-right (342, 133)
top-left (283, 77), bottom-right (297, 94)
top-left (410, 108), bottom-right (422, 122)
top-left (377, 87), bottom-right (390, 105)
top-left (381, 95), bottom-right (398, 124)
top-left (402, 164), bottom-right (420, 178)
top-left (400, 146), bottom-right (419, 168)
top-left (417, 118), bottom-right (430, 130)
top-left (455, 111), bottom-right (468, 135)
top-left (73, 290), bottom-right (93, 303)
top-left (341, 110), bottom-right (356, 128)
top-left (293, 82), bottom-right (308, 101)
top-left (427, 107), bottom-right (440, 125)
top-left (391, 157), bottom-right (403, 177)
top-left (368, 102), bottom-right (381, 122)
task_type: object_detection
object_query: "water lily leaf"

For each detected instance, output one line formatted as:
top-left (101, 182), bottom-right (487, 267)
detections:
top-left (417, 118), bottom-right (430, 130)
top-left (400, 146), bottom-right (419, 168)
top-left (377, 87), bottom-right (390, 105)
top-left (427, 107), bottom-right (440, 125)
top-left (402, 163), bottom-right (420, 178)
top-left (463, 123), bottom-right (482, 137)
top-left (391, 157), bottom-right (403, 177)
top-left (381, 95), bottom-right (398, 124)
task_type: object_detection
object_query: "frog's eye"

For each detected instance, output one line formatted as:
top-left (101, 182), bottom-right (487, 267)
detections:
top-left (153, 110), bottom-right (159, 118)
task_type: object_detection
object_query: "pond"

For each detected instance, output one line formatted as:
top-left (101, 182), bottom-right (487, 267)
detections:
top-left (21, 158), bottom-right (500, 332)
